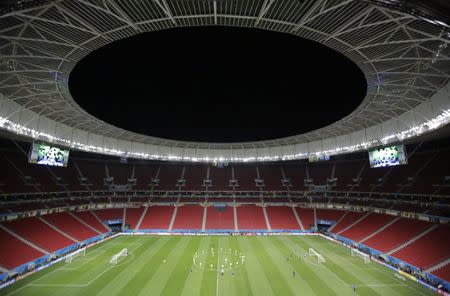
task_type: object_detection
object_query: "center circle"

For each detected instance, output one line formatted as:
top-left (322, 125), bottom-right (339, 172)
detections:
top-left (193, 248), bottom-right (245, 271)
top-left (69, 26), bottom-right (367, 143)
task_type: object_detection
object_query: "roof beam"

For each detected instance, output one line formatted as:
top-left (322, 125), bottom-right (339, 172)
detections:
top-left (255, 0), bottom-right (276, 26)
top-left (153, 0), bottom-right (176, 25)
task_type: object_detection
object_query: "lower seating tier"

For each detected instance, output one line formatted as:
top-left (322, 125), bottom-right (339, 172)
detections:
top-left (266, 206), bottom-right (299, 230)
top-left (0, 228), bottom-right (45, 269)
top-left (5, 217), bottom-right (76, 252)
top-left (172, 205), bottom-right (204, 230)
top-left (138, 206), bottom-right (174, 230)
top-left (236, 206), bottom-right (267, 230)
top-left (392, 224), bottom-right (450, 270)
top-left (205, 206), bottom-right (235, 230)
top-left (362, 218), bottom-right (432, 253)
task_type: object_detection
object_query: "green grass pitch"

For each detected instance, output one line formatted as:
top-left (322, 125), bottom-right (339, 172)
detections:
top-left (3, 235), bottom-right (434, 296)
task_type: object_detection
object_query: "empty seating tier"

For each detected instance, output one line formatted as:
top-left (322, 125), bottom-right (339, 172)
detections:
top-left (125, 207), bottom-right (145, 230)
top-left (42, 212), bottom-right (98, 241)
top-left (172, 205), bottom-right (204, 230)
top-left (205, 206), bottom-right (235, 230)
top-left (139, 206), bottom-right (174, 230)
top-left (0, 227), bottom-right (45, 269)
top-left (236, 206), bottom-right (267, 230)
top-left (72, 211), bottom-right (109, 233)
top-left (432, 264), bottom-right (450, 282)
top-left (331, 212), bottom-right (366, 234)
top-left (362, 218), bottom-right (432, 253)
top-left (392, 224), bottom-right (450, 269)
top-left (339, 213), bottom-right (396, 242)
top-left (266, 206), bottom-right (299, 230)
top-left (6, 217), bottom-right (76, 252)
top-left (296, 208), bottom-right (314, 230)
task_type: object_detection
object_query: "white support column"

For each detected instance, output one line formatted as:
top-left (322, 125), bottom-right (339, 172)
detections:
top-left (122, 208), bottom-right (127, 231)
top-left (426, 258), bottom-right (450, 273)
top-left (69, 212), bottom-right (102, 235)
top-left (337, 212), bottom-right (371, 235)
top-left (135, 206), bottom-right (148, 231)
top-left (262, 206), bottom-right (272, 232)
top-left (328, 211), bottom-right (348, 232)
top-left (233, 206), bottom-right (239, 232)
top-left (292, 207), bottom-right (304, 230)
top-left (0, 224), bottom-right (50, 254)
top-left (201, 206), bottom-right (207, 232)
top-left (168, 206), bottom-right (178, 232)
top-left (387, 224), bottom-right (439, 255)
top-left (359, 217), bottom-right (401, 243)
top-left (313, 208), bottom-right (317, 229)
top-left (91, 210), bottom-right (111, 232)
top-left (39, 217), bottom-right (79, 243)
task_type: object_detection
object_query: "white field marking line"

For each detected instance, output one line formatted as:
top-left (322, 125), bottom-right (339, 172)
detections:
top-left (216, 237), bottom-right (221, 296)
top-left (372, 266), bottom-right (429, 296)
top-left (5, 261), bottom-right (69, 296)
top-left (312, 240), bottom-right (375, 270)
top-left (60, 250), bottom-right (106, 271)
top-left (28, 243), bottom-right (143, 289)
top-left (27, 252), bottom-right (138, 289)
top-left (27, 284), bottom-right (85, 287)
top-left (302, 247), bottom-right (355, 288)
top-left (5, 236), bottom-right (127, 296)
top-left (321, 238), bottom-right (430, 294)
top-left (331, 253), bottom-right (375, 271)
top-left (355, 284), bottom-right (405, 287)
top-left (82, 243), bottom-right (143, 287)
top-left (315, 260), bottom-right (350, 287)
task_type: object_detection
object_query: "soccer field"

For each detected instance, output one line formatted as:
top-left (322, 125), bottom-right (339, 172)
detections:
top-left (3, 235), bottom-right (434, 296)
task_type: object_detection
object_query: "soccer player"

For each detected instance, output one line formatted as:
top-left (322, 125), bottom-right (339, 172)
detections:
top-left (293, 271), bottom-right (296, 277)
top-left (352, 284), bottom-right (357, 292)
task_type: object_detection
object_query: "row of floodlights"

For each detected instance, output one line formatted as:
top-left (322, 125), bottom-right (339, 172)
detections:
top-left (0, 109), bottom-right (449, 163)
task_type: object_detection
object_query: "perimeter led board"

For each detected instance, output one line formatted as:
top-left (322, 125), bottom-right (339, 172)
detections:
top-left (29, 142), bottom-right (70, 167)
top-left (368, 145), bottom-right (407, 168)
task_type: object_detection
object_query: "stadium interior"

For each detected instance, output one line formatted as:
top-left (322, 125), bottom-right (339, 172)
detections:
top-left (0, 0), bottom-right (450, 295)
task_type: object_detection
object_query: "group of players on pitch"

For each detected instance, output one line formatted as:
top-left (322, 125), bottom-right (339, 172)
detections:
top-left (178, 250), bottom-right (359, 292)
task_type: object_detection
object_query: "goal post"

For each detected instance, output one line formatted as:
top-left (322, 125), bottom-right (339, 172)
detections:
top-left (65, 247), bottom-right (86, 263)
top-left (351, 248), bottom-right (371, 264)
top-left (110, 248), bottom-right (128, 264)
top-left (308, 248), bottom-right (326, 264)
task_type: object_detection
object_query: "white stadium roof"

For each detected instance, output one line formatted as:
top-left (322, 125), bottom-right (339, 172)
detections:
top-left (0, 0), bottom-right (449, 163)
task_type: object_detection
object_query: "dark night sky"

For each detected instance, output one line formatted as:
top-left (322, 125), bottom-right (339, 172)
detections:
top-left (69, 26), bottom-right (367, 143)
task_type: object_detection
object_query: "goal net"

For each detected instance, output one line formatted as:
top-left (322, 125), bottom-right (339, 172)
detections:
top-left (308, 248), bottom-right (326, 264)
top-left (110, 248), bottom-right (128, 264)
top-left (351, 248), bottom-right (371, 263)
top-left (65, 247), bottom-right (86, 263)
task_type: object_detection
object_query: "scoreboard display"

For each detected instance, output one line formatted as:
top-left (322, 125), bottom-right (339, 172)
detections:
top-left (368, 144), bottom-right (407, 168)
top-left (29, 142), bottom-right (70, 167)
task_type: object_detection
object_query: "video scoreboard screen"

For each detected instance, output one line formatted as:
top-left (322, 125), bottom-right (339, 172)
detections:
top-left (368, 144), bottom-right (407, 168)
top-left (29, 142), bottom-right (70, 167)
